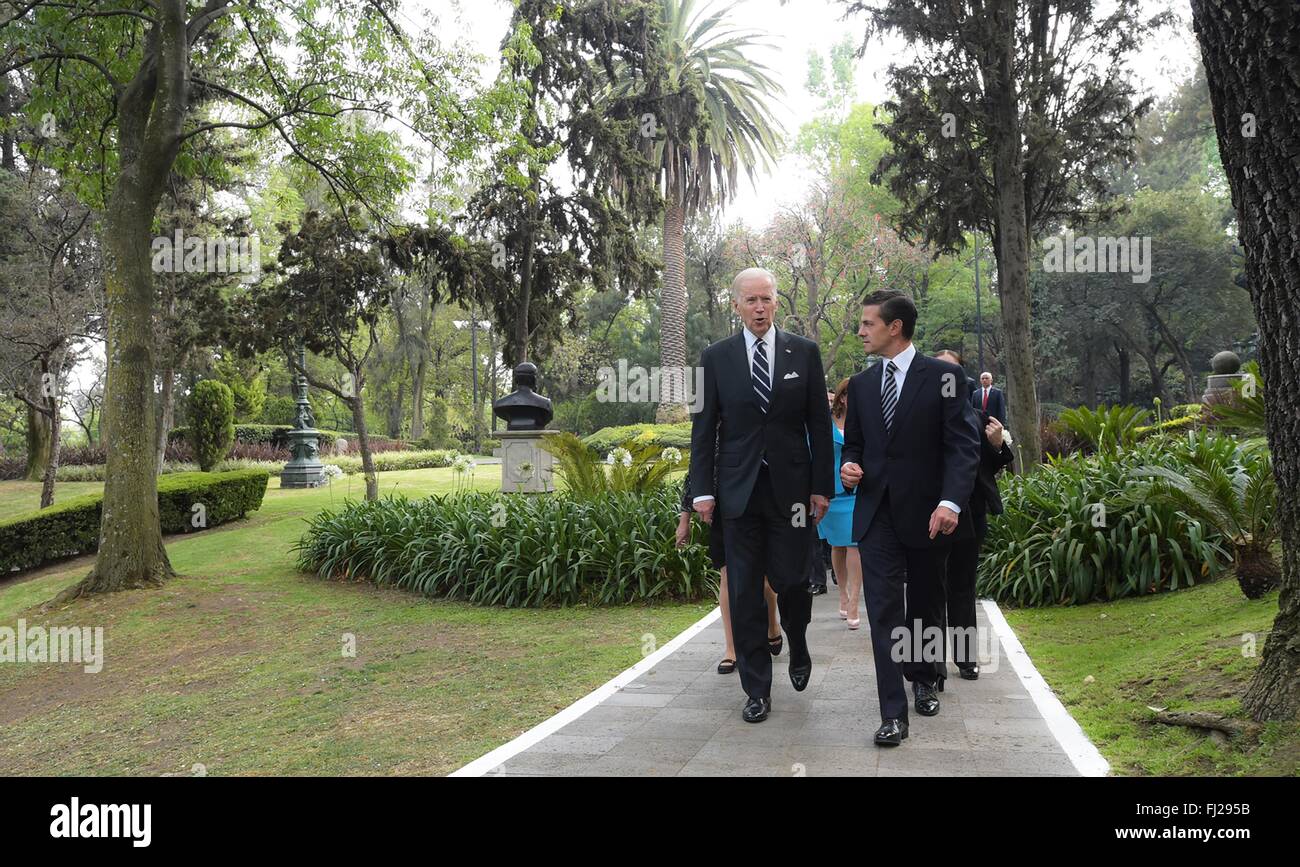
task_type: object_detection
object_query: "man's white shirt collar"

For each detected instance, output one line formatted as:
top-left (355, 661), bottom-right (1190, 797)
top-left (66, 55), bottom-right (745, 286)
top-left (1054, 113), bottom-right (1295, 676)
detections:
top-left (885, 342), bottom-right (916, 375)
top-left (743, 326), bottom-right (776, 353)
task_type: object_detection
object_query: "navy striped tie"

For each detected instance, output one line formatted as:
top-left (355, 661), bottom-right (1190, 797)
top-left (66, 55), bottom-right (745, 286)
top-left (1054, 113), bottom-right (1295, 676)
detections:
top-left (882, 360), bottom-right (898, 433)
top-left (752, 340), bottom-right (770, 413)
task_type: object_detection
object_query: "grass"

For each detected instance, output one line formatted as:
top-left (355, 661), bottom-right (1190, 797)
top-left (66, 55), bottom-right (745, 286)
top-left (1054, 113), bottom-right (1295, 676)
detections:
top-left (0, 468), bottom-right (712, 776)
top-left (1004, 573), bottom-right (1297, 776)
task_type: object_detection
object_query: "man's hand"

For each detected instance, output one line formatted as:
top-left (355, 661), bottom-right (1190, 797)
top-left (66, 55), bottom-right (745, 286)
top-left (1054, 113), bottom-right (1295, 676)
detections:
top-left (984, 415), bottom-right (1004, 449)
top-left (675, 512), bottom-right (691, 548)
top-left (695, 498), bottom-right (715, 525)
top-left (841, 461), bottom-right (863, 489)
top-left (810, 494), bottom-right (829, 524)
top-left (928, 505), bottom-right (959, 539)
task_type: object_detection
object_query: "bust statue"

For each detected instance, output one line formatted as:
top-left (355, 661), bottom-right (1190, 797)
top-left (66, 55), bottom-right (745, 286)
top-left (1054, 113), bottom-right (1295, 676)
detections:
top-left (493, 362), bottom-right (554, 431)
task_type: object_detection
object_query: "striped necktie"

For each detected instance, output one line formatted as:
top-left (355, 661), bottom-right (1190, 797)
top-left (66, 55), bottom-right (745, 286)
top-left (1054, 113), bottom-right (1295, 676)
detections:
top-left (752, 339), bottom-right (770, 413)
top-left (882, 360), bottom-right (898, 433)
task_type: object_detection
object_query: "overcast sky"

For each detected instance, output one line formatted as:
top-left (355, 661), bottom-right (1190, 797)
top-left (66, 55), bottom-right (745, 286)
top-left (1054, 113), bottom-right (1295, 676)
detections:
top-left (415, 0), bottom-right (1201, 231)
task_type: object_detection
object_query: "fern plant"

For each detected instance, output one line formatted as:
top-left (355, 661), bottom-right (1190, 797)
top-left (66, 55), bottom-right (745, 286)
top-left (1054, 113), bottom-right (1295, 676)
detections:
top-left (1210, 359), bottom-right (1267, 441)
top-left (1124, 430), bottom-right (1279, 599)
top-left (541, 432), bottom-right (686, 496)
top-left (1058, 404), bottom-right (1151, 453)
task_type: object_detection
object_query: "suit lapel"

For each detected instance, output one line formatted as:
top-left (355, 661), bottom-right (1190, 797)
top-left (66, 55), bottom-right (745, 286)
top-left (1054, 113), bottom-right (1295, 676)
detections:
top-left (889, 353), bottom-right (927, 443)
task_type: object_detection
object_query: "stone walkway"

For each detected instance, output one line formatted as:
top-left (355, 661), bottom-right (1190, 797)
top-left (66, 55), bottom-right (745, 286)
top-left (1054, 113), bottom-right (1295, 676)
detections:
top-left (473, 591), bottom-right (1100, 777)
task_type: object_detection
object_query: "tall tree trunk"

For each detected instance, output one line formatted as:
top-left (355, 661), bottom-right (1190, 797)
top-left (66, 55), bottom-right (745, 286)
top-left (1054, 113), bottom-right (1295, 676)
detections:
top-left (23, 395), bottom-right (51, 482)
top-left (657, 197), bottom-right (688, 423)
top-left (410, 357), bottom-right (427, 441)
top-left (1081, 343), bottom-right (1098, 406)
top-left (984, 2), bottom-right (1043, 470)
top-left (155, 363), bottom-right (177, 475)
top-left (1114, 341), bottom-right (1131, 405)
top-left (386, 379), bottom-right (404, 439)
top-left (61, 0), bottom-right (189, 600)
top-left (349, 377), bottom-right (378, 502)
top-left (40, 389), bottom-right (61, 509)
top-left (1193, 0), bottom-right (1300, 723)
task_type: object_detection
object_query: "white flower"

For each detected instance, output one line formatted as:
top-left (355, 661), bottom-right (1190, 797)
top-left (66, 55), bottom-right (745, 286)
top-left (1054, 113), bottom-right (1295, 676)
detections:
top-left (610, 447), bottom-right (633, 467)
top-left (1001, 430), bottom-right (1014, 446)
top-left (661, 447), bottom-right (682, 465)
top-left (605, 452), bottom-right (615, 465)
top-left (452, 454), bottom-right (476, 475)
top-left (322, 464), bottom-right (345, 481)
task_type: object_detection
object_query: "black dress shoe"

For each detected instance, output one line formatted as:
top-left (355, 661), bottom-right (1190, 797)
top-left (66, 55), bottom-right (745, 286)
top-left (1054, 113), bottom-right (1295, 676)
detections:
top-left (808, 583), bottom-right (827, 595)
top-left (873, 718), bottom-right (909, 746)
top-left (788, 649), bottom-right (812, 692)
top-left (958, 664), bottom-right (980, 680)
top-left (914, 681), bottom-right (940, 716)
top-left (742, 696), bottom-right (771, 723)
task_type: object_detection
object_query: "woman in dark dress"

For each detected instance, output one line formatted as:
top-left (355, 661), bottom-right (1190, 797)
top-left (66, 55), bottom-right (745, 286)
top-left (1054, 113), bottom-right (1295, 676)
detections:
top-left (675, 456), bottom-right (780, 674)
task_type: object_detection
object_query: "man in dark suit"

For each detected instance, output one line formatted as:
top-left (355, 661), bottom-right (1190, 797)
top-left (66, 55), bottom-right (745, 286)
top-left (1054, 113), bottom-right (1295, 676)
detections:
top-left (840, 290), bottom-right (981, 746)
top-left (689, 268), bottom-right (835, 723)
top-left (971, 371), bottom-right (1007, 424)
top-left (935, 351), bottom-right (1015, 682)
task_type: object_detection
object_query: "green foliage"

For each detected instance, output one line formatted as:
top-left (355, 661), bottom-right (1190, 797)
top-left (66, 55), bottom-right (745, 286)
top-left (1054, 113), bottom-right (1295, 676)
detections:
top-left (295, 486), bottom-right (714, 607)
top-left (1134, 414), bottom-right (1201, 439)
top-left (1123, 431), bottom-right (1277, 594)
top-left (542, 432), bottom-right (685, 496)
top-left (582, 423), bottom-right (692, 454)
top-left (417, 396), bottom-right (455, 449)
top-left (1058, 404), bottom-right (1152, 452)
top-left (0, 469), bottom-right (269, 574)
top-left (188, 381), bottom-right (237, 472)
top-left (213, 357), bottom-right (268, 422)
top-left (260, 396), bottom-right (298, 426)
top-left (979, 437), bottom-right (1230, 606)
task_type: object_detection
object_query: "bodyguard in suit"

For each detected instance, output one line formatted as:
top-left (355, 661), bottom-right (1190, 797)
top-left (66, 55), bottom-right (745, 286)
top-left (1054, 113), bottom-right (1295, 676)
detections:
top-left (689, 268), bottom-right (835, 723)
top-left (971, 371), bottom-right (1007, 424)
top-left (935, 351), bottom-right (1015, 682)
top-left (840, 290), bottom-right (981, 746)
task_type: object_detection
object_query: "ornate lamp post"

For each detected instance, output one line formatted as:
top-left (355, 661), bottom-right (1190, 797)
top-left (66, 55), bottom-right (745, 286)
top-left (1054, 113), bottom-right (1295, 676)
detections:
top-left (280, 344), bottom-right (325, 488)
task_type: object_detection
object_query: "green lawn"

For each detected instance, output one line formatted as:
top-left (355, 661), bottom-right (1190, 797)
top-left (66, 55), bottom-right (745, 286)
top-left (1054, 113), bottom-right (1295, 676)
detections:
top-left (1004, 576), bottom-right (1297, 776)
top-left (0, 468), bottom-right (712, 776)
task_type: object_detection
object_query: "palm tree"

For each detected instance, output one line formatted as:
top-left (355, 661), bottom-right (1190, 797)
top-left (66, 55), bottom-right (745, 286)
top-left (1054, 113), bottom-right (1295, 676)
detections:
top-left (1126, 431), bottom-right (1279, 599)
top-left (607, 0), bottom-right (784, 421)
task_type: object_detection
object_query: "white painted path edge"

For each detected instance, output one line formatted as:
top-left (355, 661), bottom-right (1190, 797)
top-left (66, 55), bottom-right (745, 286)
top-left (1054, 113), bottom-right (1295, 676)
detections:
top-left (451, 600), bottom-right (1110, 777)
top-left (449, 606), bottom-right (721, 777)
top-left (981, 599), bottom-right (1110, 777)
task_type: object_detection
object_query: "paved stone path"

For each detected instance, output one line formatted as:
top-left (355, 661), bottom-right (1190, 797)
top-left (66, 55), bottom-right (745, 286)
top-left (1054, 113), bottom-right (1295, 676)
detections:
top-left (482, 590), bottom-right (1094, 776)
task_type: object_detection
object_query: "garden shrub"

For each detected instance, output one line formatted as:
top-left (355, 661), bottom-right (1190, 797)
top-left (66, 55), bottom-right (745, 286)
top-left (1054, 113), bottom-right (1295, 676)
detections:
top-left (188, 380), bottom-right (237, 471)
top-left (583, 422), bottom-right (691, 454)
top-left (0, 468), bottom-right (270, 573)
top-left (296, 484), bottom-right (714, 607)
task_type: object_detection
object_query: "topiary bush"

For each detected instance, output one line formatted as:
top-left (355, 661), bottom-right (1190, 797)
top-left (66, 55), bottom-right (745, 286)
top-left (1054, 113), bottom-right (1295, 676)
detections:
top-left (296, 484), bottom-right (714, 607)
top-left (188, 380), bottom-right (236, 471)
top-left (0, 468), bottom-right (270, 574)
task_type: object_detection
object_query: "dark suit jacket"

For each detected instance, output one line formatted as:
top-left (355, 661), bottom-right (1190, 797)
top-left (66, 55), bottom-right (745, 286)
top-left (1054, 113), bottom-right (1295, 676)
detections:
top-left (967, 405), bottom-right (1015, 519)
top-left (841, 352), bottom-right (981, 548)
top-left (971, 385), bottom-right (1007, 423)
top-left (688, 328), bottom-right (835, 521)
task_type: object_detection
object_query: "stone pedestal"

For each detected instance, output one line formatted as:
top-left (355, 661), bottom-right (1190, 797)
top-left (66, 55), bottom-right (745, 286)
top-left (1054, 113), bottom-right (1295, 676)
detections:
top-left (493, 430), bottom-right (558, 493)
top-left (1203, 372), bottom-right (1248, 404)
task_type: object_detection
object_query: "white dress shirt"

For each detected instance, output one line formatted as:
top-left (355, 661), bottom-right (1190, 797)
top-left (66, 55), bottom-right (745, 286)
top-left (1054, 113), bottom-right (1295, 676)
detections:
top-left (881, 342), bottom-right (960, 515)
top-left (693, 326), bottom-right (777, 507)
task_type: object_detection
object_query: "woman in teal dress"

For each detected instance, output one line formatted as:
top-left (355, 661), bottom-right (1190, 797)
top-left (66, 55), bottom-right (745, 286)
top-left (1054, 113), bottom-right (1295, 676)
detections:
top-left (818, 379), bottom-right (863, 628)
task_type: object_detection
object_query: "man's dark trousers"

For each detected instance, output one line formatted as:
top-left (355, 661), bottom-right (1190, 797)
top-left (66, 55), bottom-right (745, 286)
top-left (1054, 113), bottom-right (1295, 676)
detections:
top-left (723, 464), bottom-right (814, 700)
top-left (857, 490), bottom-right (950, 721)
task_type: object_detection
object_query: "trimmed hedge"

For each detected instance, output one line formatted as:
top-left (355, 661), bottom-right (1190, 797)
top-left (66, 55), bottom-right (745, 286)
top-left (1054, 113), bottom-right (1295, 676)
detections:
top-left (0, 468), bottom-right (270, 574)
top-left (169, 423), bottom-right (410, 454)
top-left (583, 423), bottom-right (691, 454)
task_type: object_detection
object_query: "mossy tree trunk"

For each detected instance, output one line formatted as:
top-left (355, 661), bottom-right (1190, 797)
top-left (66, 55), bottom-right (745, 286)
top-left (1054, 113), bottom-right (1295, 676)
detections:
top-left (62, 2), bottom-right (192, 599)
top-left (1192, 0), bottom-right (1300, 722)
